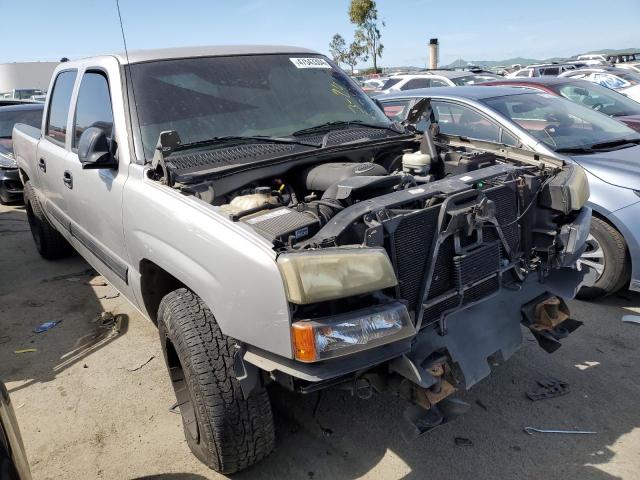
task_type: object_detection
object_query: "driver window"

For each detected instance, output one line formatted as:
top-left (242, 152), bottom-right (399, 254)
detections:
top-left (431, 101), bottom-right (500, 142)
top-left (73, 71), bottom-right (114, 149)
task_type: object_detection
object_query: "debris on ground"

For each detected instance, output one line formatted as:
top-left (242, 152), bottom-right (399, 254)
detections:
top-left (94, 312), bottom-right (115, 327)
top-left (622, 315), bottom-right (640, 325)
top-left (14, 348), bottom-right (37, 354)
top-left (475, 399), bottom-right (488, 411)
top-left (454, 437), bottom-right (474, 446)
top-left (524, 426), bottom-right (596, 435)
top-left (0, 335), bottom-right (10, 345)
top-left (98, 292), bottom-right (120, 300)
top-left (126, 356), bottom-right (155, 372)
top-left (41, 268), bottom-right (96, 283)
top-left (169, 402), bottom-right (181, 414)
top-left (85, 279), bottom-right (108, 287)
top-left (16, 403), bottom-right (25, 409)
top-left (526, 377), bottom-right (569, 401)
top-left (34, 320), bottom-right (62, 333)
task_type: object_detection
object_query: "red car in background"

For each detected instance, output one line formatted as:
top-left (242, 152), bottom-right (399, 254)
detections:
top-left (479, 77), bottom-right (640, 132)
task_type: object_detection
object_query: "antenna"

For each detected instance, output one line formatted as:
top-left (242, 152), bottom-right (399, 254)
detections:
top-left (115, 0), bottom-right (131, 63)
top-left (114, 0), bottom-right (144, 163)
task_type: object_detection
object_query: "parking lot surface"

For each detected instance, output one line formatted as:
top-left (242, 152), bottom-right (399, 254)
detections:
top-left (1, 202), bottom-right (639, 480)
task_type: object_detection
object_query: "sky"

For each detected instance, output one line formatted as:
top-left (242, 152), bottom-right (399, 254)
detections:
top-left (1, 0), bottom-right (639, 68)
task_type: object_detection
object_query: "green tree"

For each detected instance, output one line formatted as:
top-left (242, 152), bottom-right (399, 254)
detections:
top-left (329, 34), bottom-right (347, 65)
top-left (349, 0), bottom-right (384, 72)
top-left (329, 33), bottom-right (367, 74)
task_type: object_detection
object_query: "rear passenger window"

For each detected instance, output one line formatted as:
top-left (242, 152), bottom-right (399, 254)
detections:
top-left (46, 71), bottom-right (77, 144)
top-left (401, 78), bottom-right (431, 90)
top-left (73, 72), bottom-right (114, 148)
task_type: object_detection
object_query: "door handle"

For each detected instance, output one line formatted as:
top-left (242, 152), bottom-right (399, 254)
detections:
top-left (63, 171), bottom-right (73, 189)
top-left (38, 158), bottom-right (46, 172)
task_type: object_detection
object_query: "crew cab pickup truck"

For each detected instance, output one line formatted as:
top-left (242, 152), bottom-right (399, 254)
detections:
top-left (13, 46), bottom-right (592, 473)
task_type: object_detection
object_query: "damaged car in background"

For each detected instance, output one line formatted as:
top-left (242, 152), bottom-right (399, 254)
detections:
top-left (13, 46), bottom-right (591, 473)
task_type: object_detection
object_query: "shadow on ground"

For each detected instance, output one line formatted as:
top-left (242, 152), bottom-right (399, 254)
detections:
top-left (0, 208), bottom-right (128, 394)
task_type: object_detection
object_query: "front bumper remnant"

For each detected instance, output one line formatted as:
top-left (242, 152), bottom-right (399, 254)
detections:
top-left (521, 294), bottom-right (582, 353)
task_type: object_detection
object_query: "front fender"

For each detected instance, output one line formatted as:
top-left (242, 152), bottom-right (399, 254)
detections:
top-left (584, 171), bottom-right (640, 291)
top-left (124, 168), bottom-right (293, 358)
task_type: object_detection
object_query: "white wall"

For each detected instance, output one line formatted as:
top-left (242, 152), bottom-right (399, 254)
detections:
top-left (0, 62), bottom-right (59, 93)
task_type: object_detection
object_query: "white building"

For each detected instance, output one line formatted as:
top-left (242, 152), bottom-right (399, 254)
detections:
top-left (0, 62), bottom-right (59, 95)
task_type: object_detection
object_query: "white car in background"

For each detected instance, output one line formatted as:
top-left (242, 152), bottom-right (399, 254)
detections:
top-left (560, 67), bottom-right (640, 103)
top-left (507, 64), bottom-right (576, 78)
top-left (576, 54), bottom-right (608, 65)
top-left (378, 70), bottom-right (499, 94)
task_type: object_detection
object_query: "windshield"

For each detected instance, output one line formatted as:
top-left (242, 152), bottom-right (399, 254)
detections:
top-left (0, 108), bottom-right (43, 137)
top-left (556, 81), bottom-right (640, 117)
top-left (452, 74), bottom-right (500, 86)
top-left (482, 92), bottom-right (639, 151)
top-left (130, 54), bottom-right (391, 159)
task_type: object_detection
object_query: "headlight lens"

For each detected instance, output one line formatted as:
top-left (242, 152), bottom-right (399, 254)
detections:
top-left (277, 248), bottom-right (397, 305)
top-left (292, 302), bottom-right (414, 362)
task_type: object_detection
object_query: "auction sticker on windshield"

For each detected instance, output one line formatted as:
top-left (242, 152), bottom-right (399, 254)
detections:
top-left (290, 57), bottom-right (332, 69)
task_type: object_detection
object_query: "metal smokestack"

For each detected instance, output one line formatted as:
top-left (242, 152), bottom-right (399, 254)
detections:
top-left (429, 38), bottom-right (439, 69)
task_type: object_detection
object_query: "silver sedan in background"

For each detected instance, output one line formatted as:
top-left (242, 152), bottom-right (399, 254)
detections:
top-left (378, 86), bottom-right (640, 299)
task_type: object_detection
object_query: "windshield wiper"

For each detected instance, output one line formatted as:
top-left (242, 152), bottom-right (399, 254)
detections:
top-left (291, 120), bottom-right (402, 137)
top-left (589, 138), bottom-right (640, 151)
top-left (174, 135), bottom-right (321, 152)
top-left (556, 138), bottom-right (640, 154)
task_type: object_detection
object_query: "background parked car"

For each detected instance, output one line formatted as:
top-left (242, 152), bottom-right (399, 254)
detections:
top-left (506, 64), bottom-right (575, 78)
top-left (560, 67), bottom-right (640, 102)
top-left (362, 78), bottom-right (387, 89)
top-left (378, 86), bottom-right (640, 299)
top-left (377, 70), bottom-right (500, 94)
top-left (0, 103), bottom-right (44, 203)
top-left (1, 381), bottom-right (31, 480)
top-left (576, 54), bottom-right (608, 65)
top-left (617, 63), bottom-right (640, 74)
top-left (480, 77), bottom-right (640, 131)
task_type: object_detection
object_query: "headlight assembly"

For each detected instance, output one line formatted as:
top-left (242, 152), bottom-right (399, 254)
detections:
top-left (277, 248), bottom-right (397, 305)
top-left (541, 164), bottom-right (590, 214)
top-left (291, 302), bottom-right (414, 362)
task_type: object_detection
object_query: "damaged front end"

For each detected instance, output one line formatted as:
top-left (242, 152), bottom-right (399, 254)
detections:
top-left (242, 157), bottom-right (592, 434)
top-left (160, 98), bottom-right (592, 434)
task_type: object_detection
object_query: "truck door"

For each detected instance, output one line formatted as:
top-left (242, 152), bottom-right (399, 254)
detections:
top-left (36, 69), bottom-right (77, 230)
top-left (62, 65), bottom-right (131, 295)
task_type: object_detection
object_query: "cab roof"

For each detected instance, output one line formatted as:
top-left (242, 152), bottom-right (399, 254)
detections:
top-left (111, 45), bottom-right (319, 65)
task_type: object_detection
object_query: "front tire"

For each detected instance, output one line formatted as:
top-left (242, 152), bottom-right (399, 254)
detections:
top-left (158, 288), bottom-right (275, 474)
top-left (23, 182), bottom-right (70, 260)
top-left (577, 216), bottom-right (630, 300)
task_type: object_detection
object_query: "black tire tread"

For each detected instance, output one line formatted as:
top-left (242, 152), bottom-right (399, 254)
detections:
top-left (158, 288), bottom-right (275, 474)
top-left (23, 181), bottom-right (70, 260)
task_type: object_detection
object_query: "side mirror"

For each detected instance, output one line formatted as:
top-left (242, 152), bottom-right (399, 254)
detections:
top-left (78, 126), bottom-right (117, 169)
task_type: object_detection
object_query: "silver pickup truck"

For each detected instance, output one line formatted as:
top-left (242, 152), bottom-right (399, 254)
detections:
top-left (13, 46), bottom-right (592, 473)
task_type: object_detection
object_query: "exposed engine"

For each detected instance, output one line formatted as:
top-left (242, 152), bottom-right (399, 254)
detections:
top-left (204, 129), bottom-right (588, 328)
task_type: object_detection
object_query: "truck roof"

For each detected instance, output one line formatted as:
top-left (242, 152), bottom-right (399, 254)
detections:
top-left (108, 45), bottom-right (318, 65)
